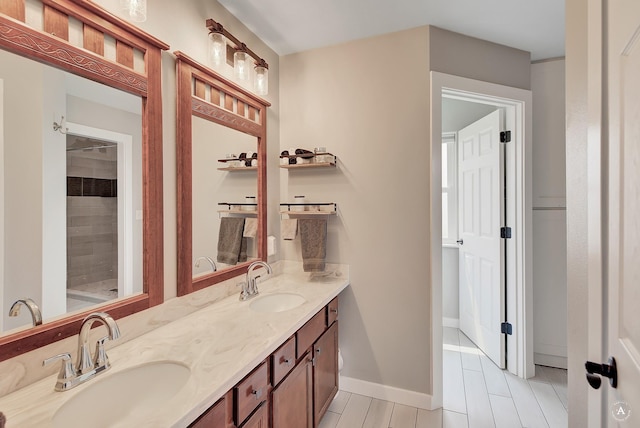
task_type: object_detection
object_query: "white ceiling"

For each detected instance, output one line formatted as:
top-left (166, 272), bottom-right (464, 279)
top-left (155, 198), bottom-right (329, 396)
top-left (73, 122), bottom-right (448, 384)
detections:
top-left (217, 0), bottom-right (565, 61)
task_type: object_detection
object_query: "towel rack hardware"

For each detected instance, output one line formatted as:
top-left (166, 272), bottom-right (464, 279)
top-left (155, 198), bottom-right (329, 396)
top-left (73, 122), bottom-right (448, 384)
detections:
top-left (279, 203), bottom-right (337, 218)
top-left (217, 202), bottom-right (258, 218)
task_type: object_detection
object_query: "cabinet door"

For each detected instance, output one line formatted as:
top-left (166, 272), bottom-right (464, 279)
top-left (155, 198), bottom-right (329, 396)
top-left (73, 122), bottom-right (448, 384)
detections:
top-left (189, 393), bottom-right (229, 428)
top-left (240, 402), bottom-right (267, 428)
top-left (272, 354), bottom-right (313, 428)
top-left (313, 321), bottom-right (339, 426)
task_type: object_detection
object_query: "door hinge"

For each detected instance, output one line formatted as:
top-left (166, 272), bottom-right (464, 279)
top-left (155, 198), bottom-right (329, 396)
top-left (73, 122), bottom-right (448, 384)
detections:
top-left (500, 227), bottom-right (512, 239)
top-left (501, 322), bottom-right (513, 335)
top-left (500, 130), bottom-right (511, 143)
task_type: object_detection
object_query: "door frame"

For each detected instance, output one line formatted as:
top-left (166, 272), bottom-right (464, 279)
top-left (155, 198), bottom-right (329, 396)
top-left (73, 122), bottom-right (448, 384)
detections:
top-left (429, 71), bottom-right (533, 408)
top-left (65, 122), bottom-right (135, 298)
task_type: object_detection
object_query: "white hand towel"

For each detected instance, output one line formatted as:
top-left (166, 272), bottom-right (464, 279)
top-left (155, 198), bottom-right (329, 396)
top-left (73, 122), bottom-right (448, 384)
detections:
top-left (243, 218), bottom-right (258, 238)
top-left (281, 218), bottom-right (298, 240)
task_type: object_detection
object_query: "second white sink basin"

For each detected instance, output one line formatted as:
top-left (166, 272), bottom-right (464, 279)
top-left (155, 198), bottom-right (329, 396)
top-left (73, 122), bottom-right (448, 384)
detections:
top-left (250, 293), bottom-right (306, 313)
top-left (52, 361), bottom-right (190, 428)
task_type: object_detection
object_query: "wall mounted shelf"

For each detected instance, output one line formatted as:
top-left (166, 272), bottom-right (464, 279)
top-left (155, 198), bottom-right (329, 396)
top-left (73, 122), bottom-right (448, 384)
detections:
top-left (279, 202), bottom-right (337, 217)
top-left (217, 202), bottom-right (257, 217)
top-left (279, 153), bottom-right (337, 169)
top-left (217, 166), bottom-right (257, 171)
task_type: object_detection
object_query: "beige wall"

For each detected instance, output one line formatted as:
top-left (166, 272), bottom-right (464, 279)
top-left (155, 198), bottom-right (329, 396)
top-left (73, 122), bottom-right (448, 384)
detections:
top-left (1, 50), bottom-right (44, 331)
top-left (430, 26), bottom-right (531, 90)
top-left (281, 26), bottom-right (432, 395)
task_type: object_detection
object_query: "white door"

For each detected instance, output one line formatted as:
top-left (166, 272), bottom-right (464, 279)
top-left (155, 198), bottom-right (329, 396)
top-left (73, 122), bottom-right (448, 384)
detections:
top-left (603, 0), bottom-right (640, 423)
top-left (457, 109), bottom-right (506, 369)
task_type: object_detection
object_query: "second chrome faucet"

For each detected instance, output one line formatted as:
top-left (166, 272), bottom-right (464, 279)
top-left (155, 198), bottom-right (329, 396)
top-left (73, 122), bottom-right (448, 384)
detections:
top-left (239, 261), bottom-right (272, 301)
top-left (43, 312), bottom-right (121, 391)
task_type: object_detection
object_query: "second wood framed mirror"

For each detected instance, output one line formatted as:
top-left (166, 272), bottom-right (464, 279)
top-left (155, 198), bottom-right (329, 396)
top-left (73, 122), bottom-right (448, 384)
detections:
top-left (175, 51), bottom-right (269, 295)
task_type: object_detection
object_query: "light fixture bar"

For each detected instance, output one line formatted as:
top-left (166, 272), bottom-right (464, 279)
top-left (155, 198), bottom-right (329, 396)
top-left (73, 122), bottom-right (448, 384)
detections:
top-left (206, 19), bottom-right (269, 70)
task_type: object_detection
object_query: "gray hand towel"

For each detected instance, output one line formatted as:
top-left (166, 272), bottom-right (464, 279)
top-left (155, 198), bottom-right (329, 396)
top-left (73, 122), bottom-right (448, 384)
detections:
top-left (299, 218), bottom-right (327, 272)
top-left (217, 217), bottom-right (246, 265)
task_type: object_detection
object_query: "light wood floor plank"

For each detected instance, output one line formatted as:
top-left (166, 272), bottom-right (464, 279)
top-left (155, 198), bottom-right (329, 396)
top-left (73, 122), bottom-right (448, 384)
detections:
top-left (336, 393), bottom-right (372, 428)
top-left (328, 391), bottom-right (352, 414)
top-left (529, 380), bottom-right (568, 428)
top-left (480, 355), bottom-right (510, 397)
top-left (416, 408), bottom-right (443, 428)
top-left (318, 411), bottom-right (341, 428)
top-left (458, 332), bottom-right (482, 372)
top-left (489, 394), bottom-right (522, 428)
top-left (444, 327), bottom-right (461, 346)
top-left (463, 369), bottom-right (495, 428)
top-left (389, 404), bottom-right (418, 428)
top-left (362, 399), bottom-right (394, 428)
top-left (505, 373), bottom-right (550, 428)
top-left (444, 349), bottom-right (467, 414)
top-left (443, 410), bottom-right (469, 428)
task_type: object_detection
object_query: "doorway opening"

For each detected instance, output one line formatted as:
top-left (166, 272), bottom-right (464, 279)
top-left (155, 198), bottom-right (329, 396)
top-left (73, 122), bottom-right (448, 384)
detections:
top-left (64, 123), bottom-right (137, 312)
top-left (429, 72), bottom-right (533, 409)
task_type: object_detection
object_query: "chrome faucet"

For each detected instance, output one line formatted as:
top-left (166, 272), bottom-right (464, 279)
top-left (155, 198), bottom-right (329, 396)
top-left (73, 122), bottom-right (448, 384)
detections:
top-left (195, 256), bottom-right (217, 272)
top-left (9, 298), bottom-right (43, 326)
top-left (239, 261), bottom-right (272, 301)
top-left (43, 312), bottom-right (121, 391)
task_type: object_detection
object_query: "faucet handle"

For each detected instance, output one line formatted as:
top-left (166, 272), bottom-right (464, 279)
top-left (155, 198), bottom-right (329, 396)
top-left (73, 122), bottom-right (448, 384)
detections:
top-left (94, 336), bottom-right (111, 368)
top-left (43, 353), bottom-right (76, 384)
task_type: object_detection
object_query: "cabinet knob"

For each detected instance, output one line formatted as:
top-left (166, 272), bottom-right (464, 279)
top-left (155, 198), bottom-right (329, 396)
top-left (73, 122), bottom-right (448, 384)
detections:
top-left (252, 388), bottom-right (263, 399)
top-left (283, 357), bottom-right (292, 367)
top-left (316, 348), bottom-right (321, 355)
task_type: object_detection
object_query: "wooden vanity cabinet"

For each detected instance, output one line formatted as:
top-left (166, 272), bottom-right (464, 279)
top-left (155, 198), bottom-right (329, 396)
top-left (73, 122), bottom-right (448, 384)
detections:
top-left (189, 390), bottom-right (233, 428)
top-left (235, 362), bottom-right (270, 426)
top-left (313, 321), bottom-right (339, 425)
top-left (271, 352), bottom-right (313, 428)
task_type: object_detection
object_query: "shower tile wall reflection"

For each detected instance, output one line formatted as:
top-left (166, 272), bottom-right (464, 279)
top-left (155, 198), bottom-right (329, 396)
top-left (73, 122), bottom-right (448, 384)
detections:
top-left (66, 145), bottom-right (118, 310)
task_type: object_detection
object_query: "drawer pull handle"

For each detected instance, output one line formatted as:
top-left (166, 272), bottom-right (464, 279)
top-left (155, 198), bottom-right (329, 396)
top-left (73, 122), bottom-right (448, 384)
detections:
top-left (252, 388), bottom-right (263, 399)
top-left (330, 308), bottom-right (338, 314)
top-left (283, 358), bottom-right (293, 366)
top-left (316, 348), bottom-right (321, 355)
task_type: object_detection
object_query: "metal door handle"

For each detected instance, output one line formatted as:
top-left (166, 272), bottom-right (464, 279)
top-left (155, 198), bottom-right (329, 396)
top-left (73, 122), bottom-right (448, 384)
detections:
top-left (456, 239), bottom-right (463, 245)
top-left (585, 356), bottom-right (617, 389)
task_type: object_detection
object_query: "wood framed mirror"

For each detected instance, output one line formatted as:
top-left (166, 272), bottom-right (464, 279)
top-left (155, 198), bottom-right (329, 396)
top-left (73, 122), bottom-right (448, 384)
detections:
top-left (0, 0), bottom-right (167, 361)
top-left (175, 51), bottom-right (269, 295)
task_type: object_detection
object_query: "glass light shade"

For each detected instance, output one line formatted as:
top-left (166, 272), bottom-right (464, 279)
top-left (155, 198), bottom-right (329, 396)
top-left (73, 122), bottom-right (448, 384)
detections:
top-left (120, 0), bottom-right (147, 22)
top-left (234, 51), bottom-right (251, 82)
top-left (208, 32), bottom-right (226, 69)
top-left (254, 65), bottom-right (268, 96)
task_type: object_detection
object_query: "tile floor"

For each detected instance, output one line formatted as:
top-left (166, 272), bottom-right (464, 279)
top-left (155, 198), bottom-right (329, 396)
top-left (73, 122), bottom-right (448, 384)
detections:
top-left (319, 327), bottom-right (568, 428)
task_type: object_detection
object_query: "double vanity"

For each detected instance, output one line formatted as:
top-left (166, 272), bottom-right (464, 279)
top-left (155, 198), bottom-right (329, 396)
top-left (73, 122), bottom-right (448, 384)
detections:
top-left (0, 262), bottom-right (349, 427)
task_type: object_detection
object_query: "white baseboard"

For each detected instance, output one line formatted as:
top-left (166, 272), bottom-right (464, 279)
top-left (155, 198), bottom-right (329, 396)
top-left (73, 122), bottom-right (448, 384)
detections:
top-left (339, 376), bottom-right (434, 410)
top-left (534, 352), bottom-right (568, 370)
top-left (442, 317), bottom-right (459, 328)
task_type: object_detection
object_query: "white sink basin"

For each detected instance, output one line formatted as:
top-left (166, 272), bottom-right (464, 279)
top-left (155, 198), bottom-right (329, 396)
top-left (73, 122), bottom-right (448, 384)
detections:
top-left (52, 361), bottom-right (190, 428)
top-left (250, 293), bottom-right (306, 313)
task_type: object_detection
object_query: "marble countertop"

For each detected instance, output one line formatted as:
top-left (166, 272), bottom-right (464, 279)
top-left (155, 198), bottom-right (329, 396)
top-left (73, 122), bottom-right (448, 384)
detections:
top-left (0, 264), bottom-right (349, 427)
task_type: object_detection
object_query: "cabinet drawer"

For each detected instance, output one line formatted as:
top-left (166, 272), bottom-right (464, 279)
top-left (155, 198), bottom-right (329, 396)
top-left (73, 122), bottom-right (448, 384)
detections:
top-left (235, 361), bottom-right (269, 425)
top-left (296, 309), bottom-right (326, 358)
top-left (189, 394), bottom-right (227, 428)
top-left (272, 335), bottom-right (296, 386)
top-left (327, 297), bottom-right (339, 326)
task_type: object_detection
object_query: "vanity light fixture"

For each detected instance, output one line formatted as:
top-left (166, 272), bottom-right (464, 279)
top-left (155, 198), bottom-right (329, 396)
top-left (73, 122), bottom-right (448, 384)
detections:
top-left (205, 19), bottom-right (270, 95)
top-left (234, 45), bottom-right (251, 82)
top-left (120, 0), bottom-right (147, 22)
top-left (207, 21), bottom-right (226, 69)
top-left (254, 59), bottom-right (269, 96)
